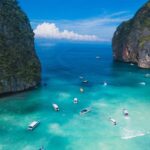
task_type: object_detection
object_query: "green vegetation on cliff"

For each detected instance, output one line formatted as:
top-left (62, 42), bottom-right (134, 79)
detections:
top-left (0, 0), bottom-right (41, 94)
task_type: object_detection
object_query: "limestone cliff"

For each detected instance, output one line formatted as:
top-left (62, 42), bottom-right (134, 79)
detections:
top-left (112, 1), bottom-right (150, 68)
top-left (0, 0), bottom-right (41, 95)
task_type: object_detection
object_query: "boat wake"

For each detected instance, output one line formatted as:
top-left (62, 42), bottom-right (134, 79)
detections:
top-left (121, 130), bottom-right (150, 140)
top-left (122, 133), bottom-right (145, 140)
top-left (124, 116), bottom-right (130, 120)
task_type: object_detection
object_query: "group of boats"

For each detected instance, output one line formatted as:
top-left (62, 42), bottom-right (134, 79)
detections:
top-left (28, 78), bottom-right (109, 131)
top-left (27, 97), bottom-right (128, 150)
top-left (27, 78), bottom-right (90, 131)
top-left (27, 75), bottom-right (130, 150)
top-left (79, 78), bottom-right (108, 93)
top-left (28, 106), bottom-right (129, 132)
top-left (109, 109), bottom-right (129, 125)
top-left (51, 101), bottom-right (91, 115)
top-left (27, 98), bottom-right (90, 131)
top-left (28, 58), bottom-right (149, 150)
top-left (79, 77), bottom-right (89, 93)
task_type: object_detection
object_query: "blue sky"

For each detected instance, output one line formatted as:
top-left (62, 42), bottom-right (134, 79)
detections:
top-left (19, 0), bottom-right (147, 42)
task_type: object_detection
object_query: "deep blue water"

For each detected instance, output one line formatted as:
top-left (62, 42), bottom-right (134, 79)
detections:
top-left (0, 43), bottom-right (150, 150)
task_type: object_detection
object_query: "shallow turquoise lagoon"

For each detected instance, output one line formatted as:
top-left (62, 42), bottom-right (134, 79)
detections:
top-left (0, 43), bottom-right (150, 150)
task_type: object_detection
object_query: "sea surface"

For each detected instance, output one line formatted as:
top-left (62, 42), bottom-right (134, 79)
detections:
top-left (0, 42), bottom-right (150, 150)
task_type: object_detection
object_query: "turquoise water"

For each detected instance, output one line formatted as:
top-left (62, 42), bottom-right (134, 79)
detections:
top-left (0, 43), bottom-right (150, 150)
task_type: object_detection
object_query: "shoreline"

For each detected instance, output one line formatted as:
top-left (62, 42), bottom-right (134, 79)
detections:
top-left (0, 84), bottom-right (41, 98)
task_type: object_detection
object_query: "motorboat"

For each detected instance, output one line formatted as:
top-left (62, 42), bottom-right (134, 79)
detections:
top-left (145, 74), bottom-right (150, 78)
top-left (123, 109), bottom-right (129, 116)
top-left (79, 76), bottom-right (84, 79)
top-left (139, 82), bottom-right (146, 86)
top-left (73, 97), bottom-right (78, 104)
top-left (130, 63), bottom-right (134, 66)
top-left (28, 121), bottom-right (40, 131)
top-left (80, 87), bottom-right (84, 93)
top-left (103, 81), bottom-right (108, 86)
top-left (82, 80), bottom-right (88, 83)
top-left (96, 56), bottom-right (100, 59)
top-left (109, 117), bottom-right (117, 125)
top-left (52, 103), bottom-right (59, 111)
top-left (80, 107), bottom-right (91, 115)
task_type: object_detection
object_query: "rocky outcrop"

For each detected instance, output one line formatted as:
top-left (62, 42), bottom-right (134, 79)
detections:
top-left (112, 1), bottom-right (150, 68)
top-left (0, 0), bottom-right (41, 95)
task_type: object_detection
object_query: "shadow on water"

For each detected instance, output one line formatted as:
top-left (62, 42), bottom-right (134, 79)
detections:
top-left (49, 136), bottom-right (69, 149)
top-left (0, 101), bottom-right (41, 115)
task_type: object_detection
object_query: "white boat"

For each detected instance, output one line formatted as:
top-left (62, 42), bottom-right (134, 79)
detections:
top-left (130, 63), bottom-right (134, 66)
top-left (28, 121), bottom-right (40, 130)
top-left (109, 117), bottom-right (117, 125)
top-left (82, 80), bottom-right (88, 83)
top-left (96, 56), bottom-right (100, 59)
top-left (103, 81), bottom-right (107, 86)
top-left (79, 76), bottom-right (84, 79)
top-left (145, 74), bottom-right (150, 78)
top-left (123, 109), bottom-right (129, 116)
top-left (73, 97), bottom-right (78, 104)
top-left (80, 87), bottom-right (84, 93)
top-left (52, 103), bottom-right (59, 111)
top-left (80, 107), bottom-right (91, 115)
top-left (139, 82), bottom-right (146, 86)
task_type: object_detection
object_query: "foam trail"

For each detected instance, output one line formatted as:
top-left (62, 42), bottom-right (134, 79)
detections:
top-left (122, 131), bottom-right (150, 140)
top-left (122, 133), bottom-right (145, 140)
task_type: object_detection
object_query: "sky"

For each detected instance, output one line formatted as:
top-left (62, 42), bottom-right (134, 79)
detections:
top-left (19, 0), bottom-right (148, 42)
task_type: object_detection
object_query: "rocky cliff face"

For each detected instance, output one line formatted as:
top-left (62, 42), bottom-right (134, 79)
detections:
top-left (0, 0), bottom-right (41, 95)
top-left (112, 1), bottom-right (150, 68)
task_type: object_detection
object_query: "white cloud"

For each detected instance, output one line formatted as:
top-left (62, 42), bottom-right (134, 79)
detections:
top-left (33, 11), bottom-right (131, 42)
top-left (34, 22), bottom-right (100, 42)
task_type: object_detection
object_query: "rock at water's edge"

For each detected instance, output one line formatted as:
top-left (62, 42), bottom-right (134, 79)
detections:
top-left (0, 0), bottom-right (41, 95)
top-left (112, 1), bottom-right (150, 68)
